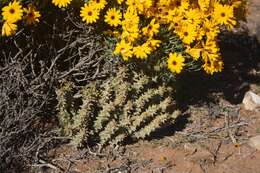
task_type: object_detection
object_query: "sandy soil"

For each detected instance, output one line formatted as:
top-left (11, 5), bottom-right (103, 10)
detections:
top-left (40, 102), bottom-right (260, 173)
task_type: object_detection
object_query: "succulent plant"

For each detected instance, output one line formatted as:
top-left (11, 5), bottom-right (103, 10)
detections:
top-left (56, 66), bottom-right (180, 146)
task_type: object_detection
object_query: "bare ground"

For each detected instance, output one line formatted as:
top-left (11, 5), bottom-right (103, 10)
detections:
top-left (31, 93), bottom-right (260, 173)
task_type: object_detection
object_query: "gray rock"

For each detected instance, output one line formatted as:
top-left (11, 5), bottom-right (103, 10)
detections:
top-left (242, 91), bottom-right (260, 111)
top-left (249, 135), bottom-right (260, 150)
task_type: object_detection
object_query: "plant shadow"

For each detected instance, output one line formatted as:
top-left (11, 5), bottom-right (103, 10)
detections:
top-left (149, 31), bottom-right (260, 140)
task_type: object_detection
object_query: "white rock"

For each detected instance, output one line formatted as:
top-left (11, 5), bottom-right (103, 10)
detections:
top-left (242, 91), bottom-right (260, 111)
top-left (249, 135), bottom-right (260, 150)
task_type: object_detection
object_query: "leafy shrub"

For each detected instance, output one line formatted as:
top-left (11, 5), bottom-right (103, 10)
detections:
top-left (56, 66), bottom-right (180, 146)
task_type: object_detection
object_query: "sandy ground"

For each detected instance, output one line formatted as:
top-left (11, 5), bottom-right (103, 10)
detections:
top-left (41, 101), bottom-right (260, 173)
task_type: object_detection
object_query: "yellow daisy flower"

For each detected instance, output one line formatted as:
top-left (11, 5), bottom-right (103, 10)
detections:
top-left (203, 59), bottom-right (223, 75)
top-left (184, 9), bottom-right (202, 26)
top-left (52, 0), bottom-right (72, 8)
top-left (168, 15), bottom-right (182, 30)
top-left (186, 46), bottom-right (202, 60)
top-left (160, 8), bottom-right (171, 24)
top-left (213, 3), bottom-right (236, 28)
top-left (200, 40), bottom-right (220, 62)
top-left (2, 21), bottom-right (17, 36)
top-left (203, 60), bottom-right (214, 74)
top-left (89, 0), bottom-right (107, 10)
top-left (126, 0), bottom-right (142, 11)
top-left (146, 39), bottom-right (161, 51)
top-left (141, 0), bottom-right (152, 11)
top-left (23, 4), bottom-right (41, 25)
top-left (167, 53), bottom-right (185, 74)
top-left (80, 4), bottom-right (100, 24)
top-left (200, 19), bottom-right (220, 41)
top-left (2, 1), bottom-right (23, 23)
top-left (122, 8), bottom-right (139, 33)
top-left (114, 40), bottom-right (133, 61)
top-left (105, 8), bottom-right (121, 27)
top-left (178, 0), bottom-right (190, 12)
top-left (202, 51), bottom-right (219, 63)
top-left (213, 59), bottom-right (224, 73)
top-left (198, 0), bottom-right (210, 11)
top-left (142, 19), bottom-right (160, 38)
top-left (121, 30), bottom-right (139, 43)
top-left (177, 24), bottom-right (197, 45)
top-left (122, 19), bottom-right (139, 33)
top-left (203, 40), bottom-right (220, 57)
top-left (131, 0), bottom-right (152, 13)
top-left (133, 43), bottom-right (152, 59)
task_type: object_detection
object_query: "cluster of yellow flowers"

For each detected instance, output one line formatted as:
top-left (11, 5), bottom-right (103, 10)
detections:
top-left (2, 0), bottom-right (246, 75)
top-left (74, 0), bottom-right (245, 75)
top-left (1, 1), bottom-right (41, 37)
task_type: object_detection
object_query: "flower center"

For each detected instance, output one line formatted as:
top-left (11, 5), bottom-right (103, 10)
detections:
top-left (88, 11), bottom-right (93, 16)
top-left (184, 32), bottom-right (189, 36)
top-left (172, 60), bottom-right (177, 65)
top-left (164, 11), bottom-right (169, 16)
top-left (221, 12), bottom-right (226, 17)
top-left (28, 12), bottom-right (35, 18)
top-left (111, 15), bottom-right (115, 20)
top-left (205, 61), bottom-right (211, 66)
top-left (9, 8), bottom-right (15, 14)
top-left (120, 48), bottom-right (126, 53)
